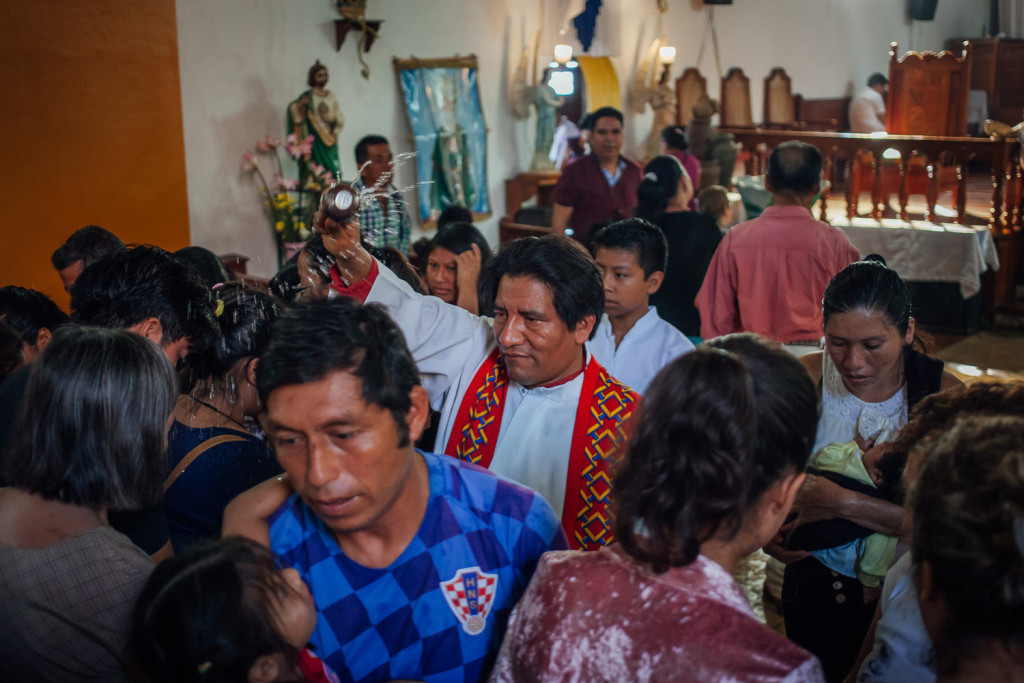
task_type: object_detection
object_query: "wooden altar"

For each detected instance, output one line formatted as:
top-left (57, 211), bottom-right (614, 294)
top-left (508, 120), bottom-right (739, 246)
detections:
top-left (722, 128), bottom-right (1022, 313)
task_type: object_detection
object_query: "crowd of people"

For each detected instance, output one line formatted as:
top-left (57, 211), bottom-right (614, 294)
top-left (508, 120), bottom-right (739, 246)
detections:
top-left (0, 117), bottom-right (1021, 683)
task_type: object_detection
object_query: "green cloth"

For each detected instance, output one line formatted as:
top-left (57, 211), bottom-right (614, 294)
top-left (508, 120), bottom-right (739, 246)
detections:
top-left (812, 441), bottom-right (898, 587)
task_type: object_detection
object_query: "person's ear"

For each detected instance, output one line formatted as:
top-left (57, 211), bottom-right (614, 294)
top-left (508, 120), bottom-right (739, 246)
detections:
top-left (405, 385), bottom-right (431, 444)
top-left (904, 317), bottom-right (916, 346)
top-left (246, 357), bottom-right (259, 386)
top-left (573, 314), bottom-right (597, 344)
top-left (761, 471), bottom-right (806, 536)
top-left (128, 317), bottom-right (164, 344)
top-left (34, 326), bottom-right (52, 352)
top-left (247, 654), bottom-right (282, 683)
top-left (645, 270), bottom-right (664, 295)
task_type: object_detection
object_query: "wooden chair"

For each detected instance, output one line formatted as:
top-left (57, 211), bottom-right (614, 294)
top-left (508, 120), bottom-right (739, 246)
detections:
top-left (675, 67), bottom-right (707, 125)
top-left (850, 42), bottom-right (972, 220)
top-left (886, 41), bottom-right (971, 136)
top-left (762, 67), bottom-right (795, 128)
top-left (720, 68), bottom-right (753, 127)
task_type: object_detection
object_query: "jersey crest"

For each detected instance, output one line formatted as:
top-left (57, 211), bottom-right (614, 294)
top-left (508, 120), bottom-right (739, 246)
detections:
top-left (440, 566), bottom-right (498, 635)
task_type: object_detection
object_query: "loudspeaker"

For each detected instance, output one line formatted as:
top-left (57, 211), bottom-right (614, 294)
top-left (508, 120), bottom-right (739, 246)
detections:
top-left (909, 0), bottom-right (938, 21)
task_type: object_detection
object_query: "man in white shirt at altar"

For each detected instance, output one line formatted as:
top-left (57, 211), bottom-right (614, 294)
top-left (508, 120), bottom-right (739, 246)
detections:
top-left (849, 73), bottom-right (888, 134)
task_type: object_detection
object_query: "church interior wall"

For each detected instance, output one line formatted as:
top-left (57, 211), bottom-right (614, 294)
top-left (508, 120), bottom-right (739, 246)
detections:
top-left (1, 1), bottom-right (991, 291)
top-left (176, 0), bottom-right (987, 277)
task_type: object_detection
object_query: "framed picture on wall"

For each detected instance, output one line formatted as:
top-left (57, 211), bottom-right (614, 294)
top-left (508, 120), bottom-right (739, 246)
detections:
top-left (394, 55), bottom-right (491, 225)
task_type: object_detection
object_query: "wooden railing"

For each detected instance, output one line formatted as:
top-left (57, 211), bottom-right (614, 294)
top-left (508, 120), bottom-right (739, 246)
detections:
top-left (722, 129), bottom-right (1021, 231)
top-left (722, 128), bottom-right (1023, 309)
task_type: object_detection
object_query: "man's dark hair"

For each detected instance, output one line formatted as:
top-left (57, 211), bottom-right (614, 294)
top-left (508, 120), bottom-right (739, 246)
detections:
top-left (70, 245), bottom-right (218, 354)
top-left (1, 326), bottom-right (178, 509)
top-left (867, 73), bottom-right (888, 88)
top-left (478, 234), bottom-right (604, 340)
top-left (355, 134), bottom-right (390, 166)
top-left (0, 320), bottom-right (23, 384)
top-left (268, 262), bottom-right (300, 302)
top-left (766, 141), bottom-right (822, 196)
top-left (51, 225), bottom-right (124, 271)
top-left (257, 298), bottom-right (421, 446)
top-left (301, 235), bottom-right (335, 286)
top-left (174, 246), bottom-right (232, 288)
top-left (437, 205), bottom-right (474, 229)
top-left (587, 106), bottom-right (624, 129)
top-left (0, 286), bottom-right (70, 346)
top-left (590, 218), bottom-right (668, 278)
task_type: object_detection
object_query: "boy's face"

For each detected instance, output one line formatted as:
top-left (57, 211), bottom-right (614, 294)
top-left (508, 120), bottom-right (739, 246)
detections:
top-left (593, 247), bottom-right (662, 323)
top-left (862, 443), bottom-right (887, 487)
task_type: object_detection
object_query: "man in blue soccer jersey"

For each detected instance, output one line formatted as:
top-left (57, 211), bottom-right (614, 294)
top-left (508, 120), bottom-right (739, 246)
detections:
top-left (240, 297), bottom-right (566, 682)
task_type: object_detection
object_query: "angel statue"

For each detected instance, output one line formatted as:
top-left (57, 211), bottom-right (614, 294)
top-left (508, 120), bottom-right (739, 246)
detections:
top-left (630, 36), bottom-right (678, 162)
top-left (287, 60), bottom-right (345, 178)
top-left (510, 31), bottom-right (564, 171)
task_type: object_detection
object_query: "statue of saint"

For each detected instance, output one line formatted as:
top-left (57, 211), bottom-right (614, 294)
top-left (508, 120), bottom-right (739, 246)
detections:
top-left (528, 83), bottom-right (563, 170)
top-left (644, 72), bottom-right (678, 160)
top-left (287, 61), bottom-right (344, 177)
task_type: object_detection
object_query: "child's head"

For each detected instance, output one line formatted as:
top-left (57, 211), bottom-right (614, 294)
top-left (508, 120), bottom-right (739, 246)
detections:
top-left (589, 219), bottom-right (667, 322)
top-left (861, 443), bottom-right (909, 504)
top-left (132, 537), bottom-right (317, 683)
top-left (697, 185), bottom-right (733, 228)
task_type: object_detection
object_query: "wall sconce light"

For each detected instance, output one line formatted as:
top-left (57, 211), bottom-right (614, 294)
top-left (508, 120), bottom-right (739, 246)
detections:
top-left (554, 44), bottom-right (573, 64)
top-left (658, 45), bottom-right (677, 65)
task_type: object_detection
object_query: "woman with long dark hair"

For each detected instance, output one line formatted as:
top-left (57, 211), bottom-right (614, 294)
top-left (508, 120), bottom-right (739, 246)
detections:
top-left (491, 335), bottom-right (824, 681)
top-left (637, 154), bottom-right (722, 340)
top-left (168, 284), bottom-right (284, 551)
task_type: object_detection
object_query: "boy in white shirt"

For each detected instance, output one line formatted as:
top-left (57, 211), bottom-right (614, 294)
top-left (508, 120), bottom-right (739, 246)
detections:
top-left (587, 219), bottom-right (694, 393)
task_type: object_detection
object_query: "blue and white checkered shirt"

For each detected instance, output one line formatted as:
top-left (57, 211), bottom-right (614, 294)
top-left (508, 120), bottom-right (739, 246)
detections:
top-left (354, 178), bottom-right (412, 254)
top-left (270, 451), bottom-right (566, 683)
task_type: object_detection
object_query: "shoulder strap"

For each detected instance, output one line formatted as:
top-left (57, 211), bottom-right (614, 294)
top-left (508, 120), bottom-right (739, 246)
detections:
top-left (164, 434), bottom-right (247, 492)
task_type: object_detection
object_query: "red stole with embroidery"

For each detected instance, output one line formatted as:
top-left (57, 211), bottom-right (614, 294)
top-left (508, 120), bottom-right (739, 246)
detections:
top-left (446, 348), bottom-right (637, 550)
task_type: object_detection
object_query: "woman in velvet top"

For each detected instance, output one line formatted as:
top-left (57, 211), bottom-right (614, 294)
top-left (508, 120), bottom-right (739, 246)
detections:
top-left (490, 335), bottom-right (825, 682)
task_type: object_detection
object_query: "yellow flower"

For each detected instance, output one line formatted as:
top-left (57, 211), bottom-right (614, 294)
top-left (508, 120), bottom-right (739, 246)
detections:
top-left (296, 221), bottom-right (306, 232)
top-left (275, 221), bottom-right (285, 233)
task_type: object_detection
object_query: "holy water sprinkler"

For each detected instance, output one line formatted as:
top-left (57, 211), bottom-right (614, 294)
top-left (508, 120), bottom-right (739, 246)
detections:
top-left (320, 181), bottom-right (362, 224)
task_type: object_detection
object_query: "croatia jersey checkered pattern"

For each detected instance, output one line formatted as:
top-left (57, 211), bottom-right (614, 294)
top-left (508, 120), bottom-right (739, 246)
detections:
top-left (270, 451), bottom-right (567, 683)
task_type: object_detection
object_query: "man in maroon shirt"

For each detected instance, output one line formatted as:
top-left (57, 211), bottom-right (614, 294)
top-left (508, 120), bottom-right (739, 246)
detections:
top-left (551, 107), bottom-right (642, 246)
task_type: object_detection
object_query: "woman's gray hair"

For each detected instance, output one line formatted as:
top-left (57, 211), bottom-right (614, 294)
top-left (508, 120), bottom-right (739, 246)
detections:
top-left (1, 325), bottom-right (178, 509)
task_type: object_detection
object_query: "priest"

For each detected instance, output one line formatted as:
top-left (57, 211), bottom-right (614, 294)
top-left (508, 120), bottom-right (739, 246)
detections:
top-left (316, 211), bottom-right (637, 550)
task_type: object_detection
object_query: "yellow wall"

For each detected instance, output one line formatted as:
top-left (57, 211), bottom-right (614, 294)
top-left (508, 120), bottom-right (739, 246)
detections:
top-left (0, 0), bottom-right (189, 309)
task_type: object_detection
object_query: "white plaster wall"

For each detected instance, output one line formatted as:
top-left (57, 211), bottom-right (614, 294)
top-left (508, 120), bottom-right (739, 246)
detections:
top-left (176, 0), bottom-right (987, 277)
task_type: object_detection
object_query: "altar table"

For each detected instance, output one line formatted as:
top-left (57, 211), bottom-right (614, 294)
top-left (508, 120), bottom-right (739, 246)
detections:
top-left (830, 217), bottom-right (999, 299)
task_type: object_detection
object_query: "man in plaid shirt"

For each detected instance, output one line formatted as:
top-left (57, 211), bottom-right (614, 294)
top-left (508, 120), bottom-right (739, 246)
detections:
top-left (353, 134), bottom-right (412, 254)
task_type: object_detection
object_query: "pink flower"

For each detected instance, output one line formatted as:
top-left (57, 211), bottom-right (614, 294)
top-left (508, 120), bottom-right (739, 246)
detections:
top-left (273, 174), bottom-right (298, 192)
top-left (285, 133), bottom-right (314, 159)
top-left (309, 162), bottom-right (326, 177)
top-left (240, 152), bottom-right (258, 171)
top-left (265, 134), bottom-right (282, 148)
top-left (255, 139), bottom-right (270, 152)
